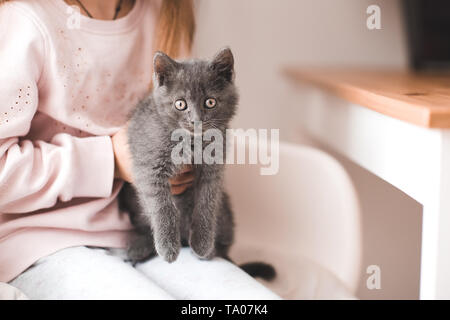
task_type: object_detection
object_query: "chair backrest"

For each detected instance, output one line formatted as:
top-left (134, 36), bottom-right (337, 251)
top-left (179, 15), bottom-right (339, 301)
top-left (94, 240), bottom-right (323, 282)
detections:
top-left (225, 141), bottom-right (361, 292)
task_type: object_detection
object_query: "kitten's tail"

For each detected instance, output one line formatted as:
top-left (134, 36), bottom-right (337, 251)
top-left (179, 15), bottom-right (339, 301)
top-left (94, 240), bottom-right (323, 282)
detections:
top-left (239, 262), bottom-right (276, 281)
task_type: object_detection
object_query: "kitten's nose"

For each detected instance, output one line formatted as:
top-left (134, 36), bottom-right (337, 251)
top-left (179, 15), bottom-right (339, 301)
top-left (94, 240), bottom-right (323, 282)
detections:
top-left (190, 119), bottom-right (202, 130)
top-left (190, 110), bottom-right (202, 125)
top-left (190, 118), bottom-right (201, 125)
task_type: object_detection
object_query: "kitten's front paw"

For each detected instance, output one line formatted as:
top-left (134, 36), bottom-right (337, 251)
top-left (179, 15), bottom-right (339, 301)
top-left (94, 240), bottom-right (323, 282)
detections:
top-left (151, 204), bottom-right (181, 263)
top-left (155, 240), bottom-right (180, 263)
top-left (189, 229), bottom-right (214, 259)
top-left (155, 227), bottom-right (181, 263)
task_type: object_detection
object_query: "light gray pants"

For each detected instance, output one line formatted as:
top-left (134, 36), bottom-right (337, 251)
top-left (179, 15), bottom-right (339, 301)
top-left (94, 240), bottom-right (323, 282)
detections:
top-left (9, 246), bottom-right (280, 300)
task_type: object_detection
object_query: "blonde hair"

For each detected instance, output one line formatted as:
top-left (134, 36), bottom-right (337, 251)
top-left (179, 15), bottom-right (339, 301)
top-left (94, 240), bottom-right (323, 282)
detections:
top-left (154, 0), bottom-right (195, 58)
top-left (151, 0), bottom-right (195, 88)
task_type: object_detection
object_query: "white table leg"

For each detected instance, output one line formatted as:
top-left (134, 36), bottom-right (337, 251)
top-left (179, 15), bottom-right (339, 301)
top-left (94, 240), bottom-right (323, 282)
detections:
top-left (420, 131), bottom-right (450, 299)
top-left (296, 88), bottom-right (450, 298)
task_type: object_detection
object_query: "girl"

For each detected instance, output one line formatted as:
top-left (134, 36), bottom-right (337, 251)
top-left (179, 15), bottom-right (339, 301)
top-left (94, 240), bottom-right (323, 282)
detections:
top-left (0, 0), bottom-right (279, 299)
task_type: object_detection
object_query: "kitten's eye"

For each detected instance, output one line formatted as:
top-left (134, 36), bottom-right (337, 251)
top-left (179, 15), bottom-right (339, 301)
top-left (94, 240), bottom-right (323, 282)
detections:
top-left (204, 98), bottom-right (217, 109)
top-left (174, 99), bottom-right (187, 111)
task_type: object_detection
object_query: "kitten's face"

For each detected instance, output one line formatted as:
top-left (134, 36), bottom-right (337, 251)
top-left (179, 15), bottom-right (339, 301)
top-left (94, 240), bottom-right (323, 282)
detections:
top-left (152, 48), bottom-right (238, 133)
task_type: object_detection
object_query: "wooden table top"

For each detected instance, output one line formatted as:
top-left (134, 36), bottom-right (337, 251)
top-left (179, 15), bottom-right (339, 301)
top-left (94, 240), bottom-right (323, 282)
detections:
top-left (283, 68), bottom-right (450, 128)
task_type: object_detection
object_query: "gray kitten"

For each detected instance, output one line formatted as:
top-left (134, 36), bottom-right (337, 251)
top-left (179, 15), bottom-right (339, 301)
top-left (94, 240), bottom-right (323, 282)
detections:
top-left (119, 48), bottom-right (275, 280)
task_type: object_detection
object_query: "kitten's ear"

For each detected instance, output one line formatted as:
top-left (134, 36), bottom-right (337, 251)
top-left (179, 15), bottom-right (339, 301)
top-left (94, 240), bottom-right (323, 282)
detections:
top-left (153, 51), bottom-right (178, 87)
top-left (210, 47), bottom-right (234, 82)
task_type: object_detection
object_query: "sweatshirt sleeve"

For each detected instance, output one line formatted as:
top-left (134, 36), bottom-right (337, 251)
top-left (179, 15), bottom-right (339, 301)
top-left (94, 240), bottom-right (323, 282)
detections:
top-left (0, 4), bottom-right (115, 214)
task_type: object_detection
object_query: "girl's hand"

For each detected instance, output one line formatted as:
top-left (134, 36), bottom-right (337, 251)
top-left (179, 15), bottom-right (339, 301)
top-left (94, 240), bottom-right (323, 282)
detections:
top-left (112, 126), bottom-right (194, 195)
top-left (169, 165), bottom-right (194, 195)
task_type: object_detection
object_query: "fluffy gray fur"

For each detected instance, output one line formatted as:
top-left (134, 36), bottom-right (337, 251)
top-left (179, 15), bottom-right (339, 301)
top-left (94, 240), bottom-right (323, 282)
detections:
top-left (119, 48), bottom-right (238, 263)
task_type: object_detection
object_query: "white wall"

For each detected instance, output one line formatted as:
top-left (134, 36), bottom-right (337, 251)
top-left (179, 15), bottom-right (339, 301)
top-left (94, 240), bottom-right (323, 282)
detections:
top-left (193, 0), bottom-right (421, 299)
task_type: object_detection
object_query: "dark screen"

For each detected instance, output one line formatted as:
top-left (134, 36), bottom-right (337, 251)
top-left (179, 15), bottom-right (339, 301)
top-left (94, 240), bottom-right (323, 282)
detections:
top-left (403, 0), bottom-right (450, 70)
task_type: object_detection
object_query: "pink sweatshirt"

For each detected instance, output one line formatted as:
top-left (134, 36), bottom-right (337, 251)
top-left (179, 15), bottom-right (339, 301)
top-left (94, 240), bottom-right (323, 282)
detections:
top-left (0, 0), bottom-right (161, 282)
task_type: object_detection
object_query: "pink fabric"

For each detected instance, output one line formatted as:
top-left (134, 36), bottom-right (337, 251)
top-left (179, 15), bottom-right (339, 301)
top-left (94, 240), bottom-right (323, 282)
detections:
top-left (0, 0), bottom-right (160, 282)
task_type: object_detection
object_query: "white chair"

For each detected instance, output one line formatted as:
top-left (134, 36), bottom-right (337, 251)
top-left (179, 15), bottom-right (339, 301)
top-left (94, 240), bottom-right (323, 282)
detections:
top-left (226, 141), bottom-right (361, 299)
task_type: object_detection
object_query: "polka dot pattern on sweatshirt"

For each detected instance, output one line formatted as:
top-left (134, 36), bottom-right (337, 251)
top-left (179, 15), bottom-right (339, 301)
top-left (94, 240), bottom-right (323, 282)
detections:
top-left (0, 85), bottom-right (33, 126)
